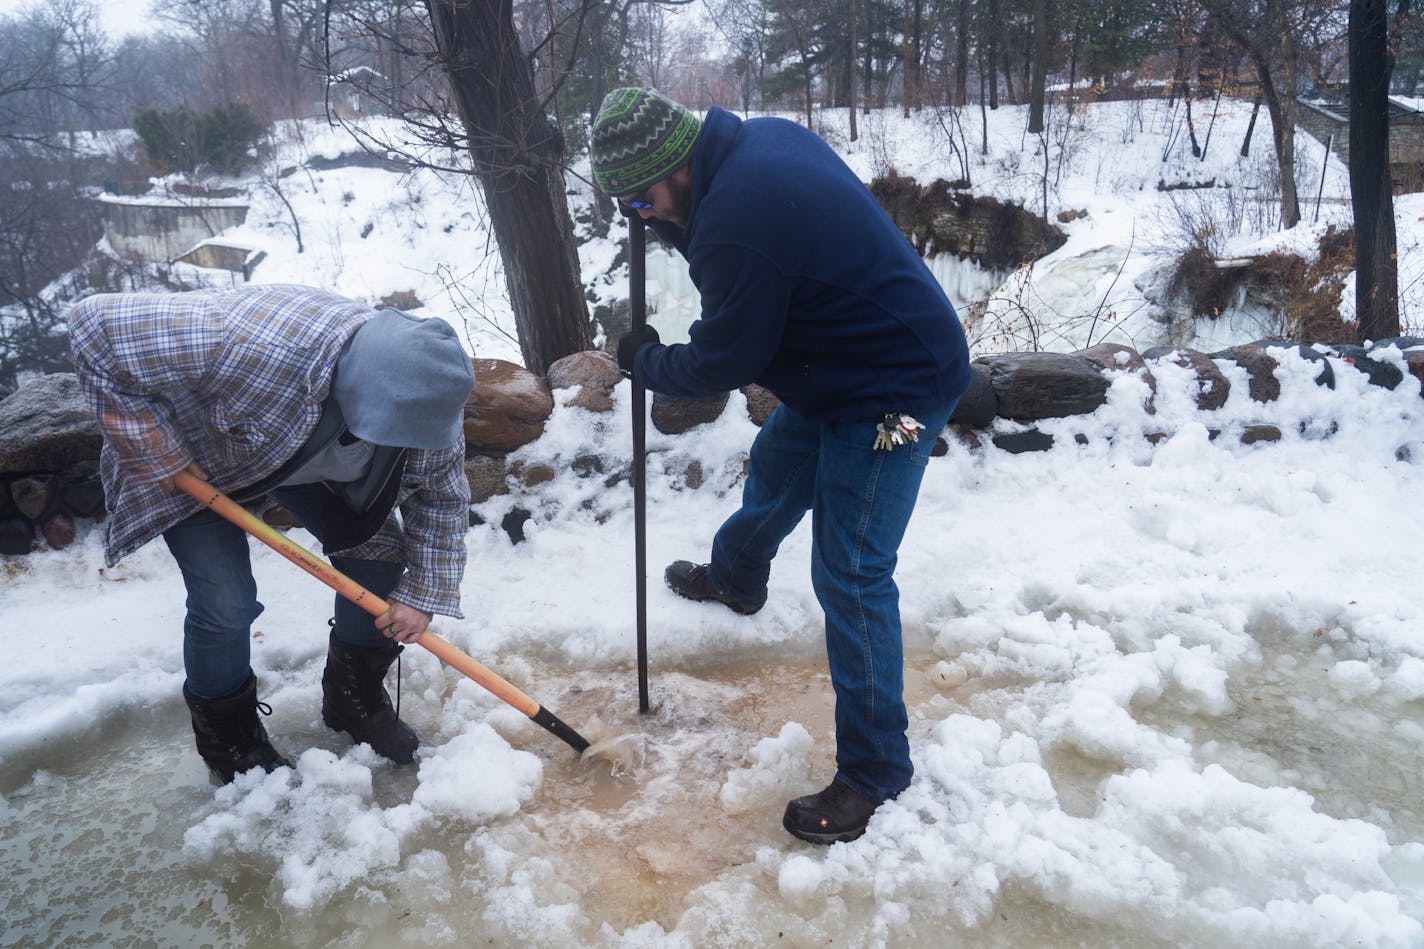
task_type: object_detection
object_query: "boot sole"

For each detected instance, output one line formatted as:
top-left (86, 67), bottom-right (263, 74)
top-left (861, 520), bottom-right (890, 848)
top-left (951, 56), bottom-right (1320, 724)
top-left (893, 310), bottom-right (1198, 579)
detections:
top-left (675, 590), bottom-right (763, 615)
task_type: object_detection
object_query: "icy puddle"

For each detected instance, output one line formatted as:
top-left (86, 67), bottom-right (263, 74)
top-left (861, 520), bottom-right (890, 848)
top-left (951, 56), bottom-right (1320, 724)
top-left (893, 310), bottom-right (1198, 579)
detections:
top-left (2, 649), bottom-right (1419, 947)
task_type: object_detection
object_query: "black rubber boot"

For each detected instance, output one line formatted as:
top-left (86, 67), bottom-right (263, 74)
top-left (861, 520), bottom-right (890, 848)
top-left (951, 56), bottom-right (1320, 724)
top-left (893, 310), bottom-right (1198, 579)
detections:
top-left (321, 634), bottom-right (419, 763)
top-left (664, 561), bottom-right (764, 615)
top-left (782, 780), bottom-right (881, 844)
top-left (183, 671), bottom-right (292, 784)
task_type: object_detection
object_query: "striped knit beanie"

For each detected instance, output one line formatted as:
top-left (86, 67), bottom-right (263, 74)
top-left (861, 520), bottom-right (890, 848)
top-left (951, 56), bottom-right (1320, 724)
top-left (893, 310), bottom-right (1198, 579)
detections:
top-left (590, 87), bottom-right (701, 195)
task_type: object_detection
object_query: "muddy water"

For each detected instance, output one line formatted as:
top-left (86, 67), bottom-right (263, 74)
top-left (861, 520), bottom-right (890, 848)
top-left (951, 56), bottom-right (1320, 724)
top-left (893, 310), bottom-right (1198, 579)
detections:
top-left (2, 647), bottom-right (1407, 947)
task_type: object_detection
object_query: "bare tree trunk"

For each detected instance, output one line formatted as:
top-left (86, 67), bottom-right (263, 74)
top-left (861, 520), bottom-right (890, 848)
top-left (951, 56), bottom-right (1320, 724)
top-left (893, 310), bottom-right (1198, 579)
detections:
top-left (1351, 0), bottom-right (1400, 341)
top-left (587, 2), bottom-right (615, 236)
top-left (987, 0), bottom-right (1000, 109)
top-left (1027, 0), bottom-right (1048, 132)
top-left (902, 0), bottom-right (913, 117)
top-left (849, 0), bottom-right (859, 140)
top-left (954, 0), bottom-right (970, 107)
top-left (1241, 95), bottom-right (1261, 156)
top-left (424, 0), bottom-right (591, 375)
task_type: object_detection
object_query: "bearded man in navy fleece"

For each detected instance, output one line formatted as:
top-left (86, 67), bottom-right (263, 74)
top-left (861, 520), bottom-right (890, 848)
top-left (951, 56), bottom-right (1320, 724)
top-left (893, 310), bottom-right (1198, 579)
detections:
top-left (591, 87), bottom-right (971, 844)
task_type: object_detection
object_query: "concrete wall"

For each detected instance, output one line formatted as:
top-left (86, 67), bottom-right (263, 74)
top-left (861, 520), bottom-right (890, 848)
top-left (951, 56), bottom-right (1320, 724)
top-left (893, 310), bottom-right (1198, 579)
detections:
top-left (99, 196), bottom-right (249, 262)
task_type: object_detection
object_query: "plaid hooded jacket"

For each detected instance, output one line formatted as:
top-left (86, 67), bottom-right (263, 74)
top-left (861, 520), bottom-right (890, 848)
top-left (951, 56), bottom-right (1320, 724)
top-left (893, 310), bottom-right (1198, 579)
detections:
top-left (67, 284), bottom-right (470, 619)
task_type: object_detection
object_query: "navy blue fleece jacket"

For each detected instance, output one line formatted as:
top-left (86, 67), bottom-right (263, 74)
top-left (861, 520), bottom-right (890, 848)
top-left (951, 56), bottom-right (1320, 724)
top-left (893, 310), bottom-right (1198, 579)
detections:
top-left (634, 106), bottom-right (971, 422)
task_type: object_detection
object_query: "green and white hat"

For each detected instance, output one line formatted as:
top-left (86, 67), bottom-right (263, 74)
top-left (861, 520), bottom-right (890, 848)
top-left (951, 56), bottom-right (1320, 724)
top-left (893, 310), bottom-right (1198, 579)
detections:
top-left (590, 87), bottom-right (701, 195)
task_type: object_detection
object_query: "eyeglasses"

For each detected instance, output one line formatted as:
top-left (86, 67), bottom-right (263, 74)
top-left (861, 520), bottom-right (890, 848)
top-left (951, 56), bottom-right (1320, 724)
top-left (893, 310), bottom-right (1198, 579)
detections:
top-left (619, 191), bottom-right (653, 211)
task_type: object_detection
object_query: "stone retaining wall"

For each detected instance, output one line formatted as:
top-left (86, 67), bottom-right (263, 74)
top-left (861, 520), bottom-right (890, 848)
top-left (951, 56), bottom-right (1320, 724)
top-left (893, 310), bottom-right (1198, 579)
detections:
top-left (3, 339), bottom-right (1422, 556)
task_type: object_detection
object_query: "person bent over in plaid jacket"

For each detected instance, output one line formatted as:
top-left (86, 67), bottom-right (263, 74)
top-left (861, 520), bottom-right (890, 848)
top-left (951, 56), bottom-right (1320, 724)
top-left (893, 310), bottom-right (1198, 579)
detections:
top-left (69, 284), bottom-right (475, 784)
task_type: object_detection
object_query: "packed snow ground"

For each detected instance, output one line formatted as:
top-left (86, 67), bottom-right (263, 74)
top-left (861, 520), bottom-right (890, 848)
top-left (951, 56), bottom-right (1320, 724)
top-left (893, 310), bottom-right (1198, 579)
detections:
top-left (3, 98), bottom-right (1424, 946)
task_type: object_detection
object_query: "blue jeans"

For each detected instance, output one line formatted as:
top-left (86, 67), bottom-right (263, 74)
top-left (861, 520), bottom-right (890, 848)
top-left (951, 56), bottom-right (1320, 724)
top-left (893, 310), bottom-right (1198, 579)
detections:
top-left (163, 483), bottom-right (403, 699)
top-left (708, 402), bottom-right (955, 803)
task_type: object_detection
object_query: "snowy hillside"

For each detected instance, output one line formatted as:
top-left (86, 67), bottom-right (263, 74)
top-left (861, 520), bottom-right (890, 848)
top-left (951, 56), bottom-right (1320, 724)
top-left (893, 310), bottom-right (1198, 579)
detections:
top-left (150, 97), bottom-right (1410, 365)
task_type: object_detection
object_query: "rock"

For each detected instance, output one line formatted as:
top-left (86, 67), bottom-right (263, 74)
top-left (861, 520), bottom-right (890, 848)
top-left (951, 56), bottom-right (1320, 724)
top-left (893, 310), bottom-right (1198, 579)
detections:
top-left (658, 455), bottom-right (705, 490)
top-left (1405, 351), bottom-right (1424, 392)
top-left (741, 384), bottom-right (781, 426)
top-left (465, 454), bottom-right (512, 503)
top-left (651, 391), bottom-right (729, 434)
top-left (11, 475), bottom-right (58, 520)
top-left (1369, 336), bottom-right (1424, 352)
top-left (547, 351), bottom-right (621, 413)
top-left (464, 359), bottom-right (554, 452)
top-left (510, 460), bottom-right (556, 488)
top-left (1248, 340), bottom-right (1335, 389)
top-left (977, 352), bottom-right (1109, 420)
top-left (0, 517), bottom-right (33, 555)
top-left (1329, 344), bottom-right (1404, 390)
top-left (60, 478), bottom-right (107, 517)
top-left (992, 429), bottom-right (1055, 453)
top-left (40, 511), bottom-right (76, 549)
top-left (1240, 424), bottom-right (1282, 445)
top-left (949, 362), bottom-right (997, 427)
top-left (1077, 342), bottom-right (1157, 387)
top-left (1212, 344), bottom-right (1281, 403)
top-left (1077, 342), bottom-right (1157, 414)
top-left (0, 374), bottom-right (103, 472)
top-left (1146, 348), bottom-right (1230, 410)
top-left (502, 507), bottom-right (532, 544)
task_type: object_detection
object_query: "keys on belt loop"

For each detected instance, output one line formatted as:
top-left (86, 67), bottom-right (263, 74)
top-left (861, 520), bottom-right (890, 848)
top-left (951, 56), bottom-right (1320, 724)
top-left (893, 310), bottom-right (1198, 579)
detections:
top-left (873, 413), bottom-right (924, 451)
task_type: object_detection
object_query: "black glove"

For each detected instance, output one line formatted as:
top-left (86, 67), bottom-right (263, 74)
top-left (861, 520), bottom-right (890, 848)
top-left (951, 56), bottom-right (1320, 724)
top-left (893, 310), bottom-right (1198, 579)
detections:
top-left (617, 324), bottom-right (660, 379)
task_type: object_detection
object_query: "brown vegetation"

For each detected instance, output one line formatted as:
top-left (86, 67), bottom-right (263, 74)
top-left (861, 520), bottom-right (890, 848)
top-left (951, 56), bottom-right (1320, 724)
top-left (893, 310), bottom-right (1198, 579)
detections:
top-left (1169, 225), bottom-right (1356, 342)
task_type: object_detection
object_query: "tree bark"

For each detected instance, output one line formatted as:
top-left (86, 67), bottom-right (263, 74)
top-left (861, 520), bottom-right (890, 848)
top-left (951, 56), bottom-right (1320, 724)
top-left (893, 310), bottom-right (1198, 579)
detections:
top-left (987, 0), bottom-right (1000, 109)
top-left (1350, 0), bottom-right (1400, 341)
top-left (424, 0), bottom-right (591, 376)
top-left (849, 0), bottom-right (859, 140)
top-left (1028, 0), bottom-right (1049, 132)
top-left (954, 0), bottom-right (970, 107)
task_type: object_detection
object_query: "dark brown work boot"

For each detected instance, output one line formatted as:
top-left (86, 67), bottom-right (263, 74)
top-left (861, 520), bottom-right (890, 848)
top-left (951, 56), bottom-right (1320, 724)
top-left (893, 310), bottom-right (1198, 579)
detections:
top-left (664, 561), bottom-right (764, 615)
top-left (782, 780), bottom-right (880, 844)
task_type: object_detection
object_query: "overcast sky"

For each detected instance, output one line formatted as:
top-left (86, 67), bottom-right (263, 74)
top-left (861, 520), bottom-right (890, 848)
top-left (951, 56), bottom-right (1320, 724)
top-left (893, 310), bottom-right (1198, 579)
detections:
top-left (0, 0), bottom-right (156, 37)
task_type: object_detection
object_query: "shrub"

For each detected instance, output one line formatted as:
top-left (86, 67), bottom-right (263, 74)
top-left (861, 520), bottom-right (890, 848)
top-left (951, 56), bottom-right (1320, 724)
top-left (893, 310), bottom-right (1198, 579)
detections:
top-left (133, 102), bottom-right (263, 175)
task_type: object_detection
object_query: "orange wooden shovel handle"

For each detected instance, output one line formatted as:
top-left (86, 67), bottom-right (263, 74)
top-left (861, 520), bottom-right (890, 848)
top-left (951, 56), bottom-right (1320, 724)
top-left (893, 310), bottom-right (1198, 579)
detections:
top-left (174, 470), bottom-right (589, 753)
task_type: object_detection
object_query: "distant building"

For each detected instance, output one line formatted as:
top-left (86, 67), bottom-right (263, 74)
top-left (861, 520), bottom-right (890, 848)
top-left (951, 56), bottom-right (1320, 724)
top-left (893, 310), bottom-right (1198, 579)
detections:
top-left (328, 65), bottom-right (385, 119)
top-left (1296, 94), bottom-right (1424, 190)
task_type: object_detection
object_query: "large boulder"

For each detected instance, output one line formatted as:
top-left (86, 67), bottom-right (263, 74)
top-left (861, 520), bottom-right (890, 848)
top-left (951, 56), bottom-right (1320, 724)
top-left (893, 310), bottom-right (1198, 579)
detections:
top-left (1329, 343), bottom-right (1404, 390)
top-left (741, 384), bottom-right (781, 427)
top-left (949, 362), bottom-right (998, 427)
top-left (651, 391), bottom-right (729, 434)
top-left (1249, 339), bottom-right (1335, 389)
top-left (1076, 342), bottom-right (1157, 413)
top-left (1143, 348), bottom-right (1231, 411)
top-left (547, 350), bottom-right (621, 413)
top-left (463, 359), bottom-right (554, 452)
top-left (976, 352), bottom-right (1109, 420)
top-left (1211, 344), bottom-right (1283, 403)
top-left (0, 373), bottom-right (102, 473)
